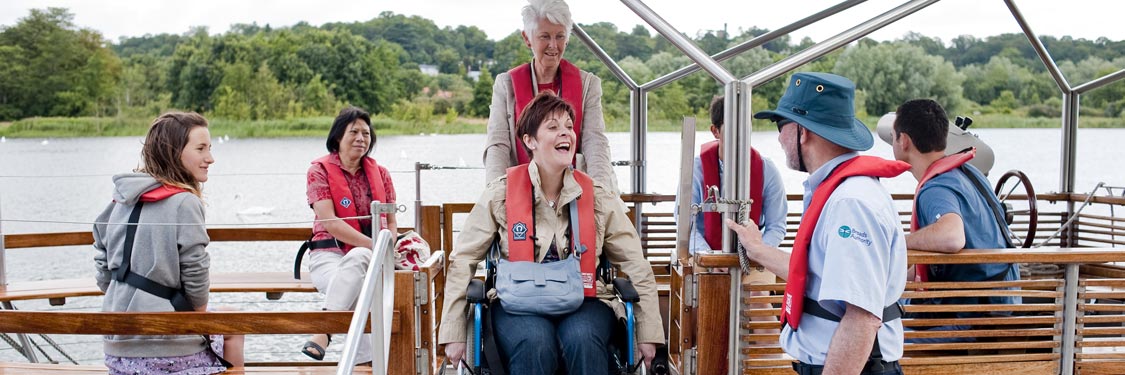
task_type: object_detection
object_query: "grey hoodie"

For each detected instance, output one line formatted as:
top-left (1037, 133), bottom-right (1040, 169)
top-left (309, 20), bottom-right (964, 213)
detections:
top-left (93, 173), bottom-right (211, 358)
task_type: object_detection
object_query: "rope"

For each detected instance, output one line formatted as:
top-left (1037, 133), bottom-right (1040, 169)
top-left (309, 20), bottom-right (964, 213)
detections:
top-left (1032, 182), bottom-right (1105, 248)
top-left (690, 186), bottom-right (758, 273)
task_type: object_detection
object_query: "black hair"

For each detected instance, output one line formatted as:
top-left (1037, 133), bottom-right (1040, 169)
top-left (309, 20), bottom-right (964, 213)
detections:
top-left (326, 106), bottom-right (375, 156)
top-left (710, 96), bottom-right (725, 129)
top-left (894, 99), bottom-right (948, 153)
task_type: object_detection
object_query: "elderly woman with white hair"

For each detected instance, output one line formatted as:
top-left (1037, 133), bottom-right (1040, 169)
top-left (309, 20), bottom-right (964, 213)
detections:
top-left (482, 0), bottom-right (618, 194)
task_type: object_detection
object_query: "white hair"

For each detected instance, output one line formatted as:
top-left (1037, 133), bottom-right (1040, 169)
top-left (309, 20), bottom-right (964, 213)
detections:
top-left (521, 0), bottom-right (573, 37)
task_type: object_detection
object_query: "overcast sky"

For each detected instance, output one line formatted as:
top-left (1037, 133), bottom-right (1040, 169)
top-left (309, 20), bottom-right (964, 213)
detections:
top-left (2, 0), bottom-right (1122, 45)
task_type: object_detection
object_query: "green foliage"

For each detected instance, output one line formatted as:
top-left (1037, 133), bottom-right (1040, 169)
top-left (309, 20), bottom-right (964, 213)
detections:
top-left (988, 90), bottom-right (1019, 114)
top-left (0, 8), bottom-right (121, 120)
top-left (834, 42), bottom-right (965, 115)
top-left (4, 7), bottom-right (1125, 132)
top-left (468, 66), bottom-right (494, 117)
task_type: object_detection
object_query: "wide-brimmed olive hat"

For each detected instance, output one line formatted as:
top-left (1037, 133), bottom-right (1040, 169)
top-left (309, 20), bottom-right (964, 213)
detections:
top-left (754, 72), bottom-right (873, 151)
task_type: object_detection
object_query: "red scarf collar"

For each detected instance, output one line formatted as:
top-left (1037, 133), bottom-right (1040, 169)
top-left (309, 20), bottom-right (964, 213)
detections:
top-left (782, 156), bottom-right (910, 329)
top-left (911, 148), bottom-right (975, 282)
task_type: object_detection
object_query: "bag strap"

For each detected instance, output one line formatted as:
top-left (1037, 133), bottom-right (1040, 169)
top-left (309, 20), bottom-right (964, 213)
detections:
top-left (481, 302), bottom-right (508, 375)
top-left (112, 202), bottom-right (195, 312)
top-left (959, 165), bottom-right (1018, 248)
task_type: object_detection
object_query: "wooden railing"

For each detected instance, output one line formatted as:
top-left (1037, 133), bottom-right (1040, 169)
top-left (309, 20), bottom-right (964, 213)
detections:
top-left (0, 205), bottom-right (448, 375)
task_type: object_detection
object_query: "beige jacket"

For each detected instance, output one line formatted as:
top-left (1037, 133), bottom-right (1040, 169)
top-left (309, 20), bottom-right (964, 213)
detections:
top-left (439, 162), bottom-right (664, 345)
top-left (482, 66), bottom-right (619, 194)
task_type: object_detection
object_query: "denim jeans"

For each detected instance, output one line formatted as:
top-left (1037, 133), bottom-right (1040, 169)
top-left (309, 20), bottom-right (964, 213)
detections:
top-left (492, 298), bottom-right (613, 375)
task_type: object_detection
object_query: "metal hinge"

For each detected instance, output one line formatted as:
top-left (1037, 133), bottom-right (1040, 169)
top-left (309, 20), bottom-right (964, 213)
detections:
top-left (414, 273), bottom-right (429, 305)
top-left (683, 348), bottom-right (697, 375)
top-left (685, 274), bottom-right (698, 308)
top-left (415, 348), bottom-right (430, 375)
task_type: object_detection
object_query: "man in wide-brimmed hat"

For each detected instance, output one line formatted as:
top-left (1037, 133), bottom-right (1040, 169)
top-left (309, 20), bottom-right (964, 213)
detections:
top-left (727, 72), bottom-right (911, 375)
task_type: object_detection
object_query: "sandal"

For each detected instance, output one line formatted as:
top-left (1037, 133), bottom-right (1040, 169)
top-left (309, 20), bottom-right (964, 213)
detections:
top-left (301, 334), bottom-right (331, 361)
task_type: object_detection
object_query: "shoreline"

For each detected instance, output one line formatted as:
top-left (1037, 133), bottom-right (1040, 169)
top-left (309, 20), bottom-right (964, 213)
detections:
top-left (1, 114), bottom-right (1123, 138)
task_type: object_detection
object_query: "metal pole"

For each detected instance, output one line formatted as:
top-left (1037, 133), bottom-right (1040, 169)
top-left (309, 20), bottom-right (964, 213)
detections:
top-left (1072, 68), bottom-right (1125, 95)
top-left (1, 302), bottom-right (38, 363)
top-left (414, 162), bottom-right (422, 230)
top-left (675, 117), bottom-right (696, 264)
top-left (1, 192), bottom-right (7, 286)
top-left (631, 88), bottom-right (648, 194)
top-left (1060, 263), bottom-right (1079, 375)
top-left (642, 0), bottom-right (867, 91)
top-left (620, 0), bottom-right (736, 84)
top-left (571, 25), bottom-right (639, 90)
top-left (720, 82), bottom-right (750, 375)
top-left (1004, 0), bottom-right (1071, 93)
top-left (1061, 93), bottom-right (1079, 196)
top-left (746, 0), bottom-right (940, 86)
top-left (338, 203), bottom-right (396, 374)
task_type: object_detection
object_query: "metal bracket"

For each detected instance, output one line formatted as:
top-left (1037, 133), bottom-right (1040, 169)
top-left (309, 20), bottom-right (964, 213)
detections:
top-left (415, 348), bottom-right (430, 375)
top-left (693, 202), bottom-right (741, 215)
top-left (685, 274), bottom-right (698, 308)
top-left (414, 272), bottom-right (429, 306)
top-left (683, 348), bottom-right (697, 375)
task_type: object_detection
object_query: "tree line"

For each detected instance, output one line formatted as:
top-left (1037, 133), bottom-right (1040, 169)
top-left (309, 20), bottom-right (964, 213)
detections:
top-left (2, 7), bottom-right (1124, 125)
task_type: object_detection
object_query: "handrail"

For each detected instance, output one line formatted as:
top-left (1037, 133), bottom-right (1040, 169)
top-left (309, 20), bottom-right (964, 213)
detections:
top-left (337, 221), bottom-right (397, 373)
top-left (695, 246), bottom-right (1125, 268)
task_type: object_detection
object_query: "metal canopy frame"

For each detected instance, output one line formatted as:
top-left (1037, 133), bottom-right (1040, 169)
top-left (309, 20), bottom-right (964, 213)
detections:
top-left (565, 0), bottom-right (1125, 374)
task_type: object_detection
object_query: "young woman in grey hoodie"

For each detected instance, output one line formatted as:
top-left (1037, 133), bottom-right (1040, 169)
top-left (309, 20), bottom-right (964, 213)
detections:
top-left (93, 112), bottom-right (245, 374)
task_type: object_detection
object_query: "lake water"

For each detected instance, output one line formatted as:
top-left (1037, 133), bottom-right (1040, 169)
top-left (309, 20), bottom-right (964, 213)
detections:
top-left (1, 128), bottom-right (1123, 363)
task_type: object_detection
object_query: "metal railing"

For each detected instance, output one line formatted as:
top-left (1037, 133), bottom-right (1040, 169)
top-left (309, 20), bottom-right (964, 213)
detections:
top-left (337, 201), bottom-right (399, 374)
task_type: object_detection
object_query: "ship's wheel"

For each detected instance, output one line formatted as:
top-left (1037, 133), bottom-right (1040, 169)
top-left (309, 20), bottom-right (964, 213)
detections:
top-left (994, 170), bottom-right (1038, 248)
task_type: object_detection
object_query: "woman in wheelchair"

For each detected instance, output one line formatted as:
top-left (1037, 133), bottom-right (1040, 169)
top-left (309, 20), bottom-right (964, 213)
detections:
top-left (439, 92), bottom-right (664, 374)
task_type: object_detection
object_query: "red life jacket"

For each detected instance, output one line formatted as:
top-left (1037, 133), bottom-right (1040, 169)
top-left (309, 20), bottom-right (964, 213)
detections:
top-left (911, 148), bottom-right (976, 282)
top-left (312, 154), bottom-right (388, 252)
top-left (139, 185), bottom-right (189, 202)
top-left (505, 164), bottom-right (598, 297)
top-left (782, 156), bottom-right (910, 329)
top-left (510, 59), bottom-right (584, 165)
top-left (700, 140), bottom-right (764, 250)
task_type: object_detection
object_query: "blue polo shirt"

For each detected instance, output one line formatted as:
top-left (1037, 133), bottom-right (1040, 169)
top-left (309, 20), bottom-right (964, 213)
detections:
top-left (678, 155), bottom-right (788, 252)
top-left (780, 152), bottom-right (907, 365)
top-left (916, 164), bottom-right (1020, 307)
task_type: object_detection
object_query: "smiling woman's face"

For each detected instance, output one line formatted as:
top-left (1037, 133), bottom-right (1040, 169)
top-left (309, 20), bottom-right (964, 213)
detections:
top-left (523, 18), bottom-right (568, 73)
top-left (525, 109), bottom-right (576, 169)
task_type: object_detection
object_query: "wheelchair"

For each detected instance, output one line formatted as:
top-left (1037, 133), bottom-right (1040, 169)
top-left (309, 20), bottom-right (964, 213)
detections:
top-left (458, 248), bottom-right (668, 375)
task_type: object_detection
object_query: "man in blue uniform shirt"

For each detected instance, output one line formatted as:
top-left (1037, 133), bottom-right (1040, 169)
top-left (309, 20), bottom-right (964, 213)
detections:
top-left (728, 72), bottom-right (909, 375)
top-left (888, 99), bottom-right (1020, 324)
top-left (684, 96), bottom-right (788, 253)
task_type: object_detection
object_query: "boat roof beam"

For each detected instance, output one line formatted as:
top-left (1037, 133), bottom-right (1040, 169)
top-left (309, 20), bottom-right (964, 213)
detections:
top-left (641, 0), bottom-right (868, 91)
top-left (746, 0), bottom-right (940, 87)
top-left (571, 24), bottom-right (640, 90)
top-left (1004, 0), bottom-right (1072, 93)
top-left (1073, 68), bottom-right (1125, 95)
top-left (621, 0), bottom-right (737, 84)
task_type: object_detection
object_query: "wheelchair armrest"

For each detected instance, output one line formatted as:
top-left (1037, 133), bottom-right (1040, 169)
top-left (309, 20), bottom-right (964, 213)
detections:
top-left (613, 277), bottom-right (640, 303)
top-left (467, 279), bottom-right (486, 303)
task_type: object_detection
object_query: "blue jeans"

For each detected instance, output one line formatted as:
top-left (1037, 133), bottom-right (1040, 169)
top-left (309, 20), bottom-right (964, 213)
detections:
top-left (492, 298), bottom-right (613, 375)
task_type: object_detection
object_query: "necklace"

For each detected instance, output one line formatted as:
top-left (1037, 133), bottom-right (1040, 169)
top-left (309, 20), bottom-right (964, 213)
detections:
top-left (545, 192), bottom-right (560, 208)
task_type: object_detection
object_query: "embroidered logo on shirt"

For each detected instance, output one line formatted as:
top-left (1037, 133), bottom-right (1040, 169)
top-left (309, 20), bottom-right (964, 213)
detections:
top-left (512, 222), bottom-right (528, 241)
top-left (340, 197), bottom-right (352, 208)
top-left (839, 225), bottom-right (873, 246)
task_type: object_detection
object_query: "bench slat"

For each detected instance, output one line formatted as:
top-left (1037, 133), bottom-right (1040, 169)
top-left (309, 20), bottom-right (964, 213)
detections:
top-left (0, 310), bottom-right (377, 335)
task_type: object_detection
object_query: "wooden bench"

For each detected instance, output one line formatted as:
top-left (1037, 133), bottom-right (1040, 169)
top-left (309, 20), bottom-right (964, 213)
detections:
top-left (0, 310), bottom-right (374, 374)
top-left (0, 205), bottom-right (448, 375)
top-left (673, 247), bottom-right (1125, 375)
